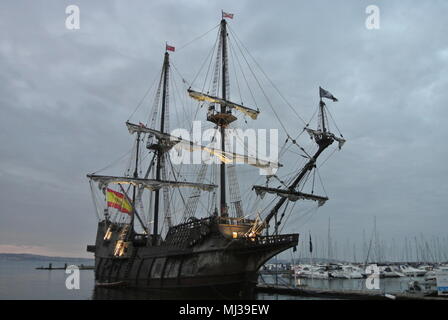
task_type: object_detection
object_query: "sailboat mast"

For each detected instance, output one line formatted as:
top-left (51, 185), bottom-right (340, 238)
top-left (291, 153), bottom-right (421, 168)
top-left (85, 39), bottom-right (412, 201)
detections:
top-left (153, 52), bottom-right (169, 240)
top-left (220, 18), bottom-right (228, 217)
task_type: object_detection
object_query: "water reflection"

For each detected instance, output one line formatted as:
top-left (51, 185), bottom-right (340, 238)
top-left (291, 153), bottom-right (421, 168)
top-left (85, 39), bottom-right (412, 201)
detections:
top-left (92, 285), bottom-right (256, 300)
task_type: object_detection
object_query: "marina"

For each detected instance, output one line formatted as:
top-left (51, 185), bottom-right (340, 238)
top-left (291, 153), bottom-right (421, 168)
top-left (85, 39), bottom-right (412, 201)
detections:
top-left (259, 261), bottom-right (448, 299)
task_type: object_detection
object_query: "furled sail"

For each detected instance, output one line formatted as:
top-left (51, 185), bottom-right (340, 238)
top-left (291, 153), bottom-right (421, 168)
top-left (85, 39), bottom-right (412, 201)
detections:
top-left (125, 121), bottom-right (282, 172)
top-left (126, 122), bottom-right (180, 147)
top-left (305, 128), bottom-right (346, 150)
top-left (87, 174), bottom-right (217, 192)
top-left (187, 89), bottom-right (260, 120)
top-left (174, 140), bottom-right (282, 171)
top-left (252, 185), bottom-right (328, 207)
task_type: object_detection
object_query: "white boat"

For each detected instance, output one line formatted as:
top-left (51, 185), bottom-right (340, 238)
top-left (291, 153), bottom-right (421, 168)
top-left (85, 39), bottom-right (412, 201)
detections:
top-left (425, 266), bottom-right (448, 278)
top-left (340, 265), bottom-right (365, 279)
top-left (418, 265), bottom-right (433, 272)
top-left (407, 268), bottom-right (448, 297)
top-left (295, 265), bottom-right (330, 279)
top-left (399, 264), bottom-right (427, 277)
top-left (379, 265), bottom-right (404, 278)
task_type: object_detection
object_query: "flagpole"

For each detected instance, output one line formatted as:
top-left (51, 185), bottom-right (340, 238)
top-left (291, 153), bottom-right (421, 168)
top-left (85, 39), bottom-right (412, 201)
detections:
top-left (319, 97), bottom-right (326, 133)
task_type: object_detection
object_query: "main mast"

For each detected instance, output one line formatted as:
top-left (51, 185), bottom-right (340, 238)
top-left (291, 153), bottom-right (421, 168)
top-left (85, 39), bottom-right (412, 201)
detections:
top-left (153, 51), bottom-right (169, 240)
top-left (219, 18), bottom-right (228, 217)
top-left (186, 15), bottom-right (266, 218)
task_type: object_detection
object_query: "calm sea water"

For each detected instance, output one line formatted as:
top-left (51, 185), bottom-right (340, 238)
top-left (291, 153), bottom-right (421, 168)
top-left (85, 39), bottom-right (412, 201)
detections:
top-left (0, 258), bottom-right (412, 300)
top-left (0, 258), bottom-right (95, 300)
top-left (260, 274), bottom-right (412, 295)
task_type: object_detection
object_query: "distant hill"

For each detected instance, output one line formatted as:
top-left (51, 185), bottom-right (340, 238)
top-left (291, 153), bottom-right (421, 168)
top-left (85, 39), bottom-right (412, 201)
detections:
top-left (0, 253), bottom-right (93, 263)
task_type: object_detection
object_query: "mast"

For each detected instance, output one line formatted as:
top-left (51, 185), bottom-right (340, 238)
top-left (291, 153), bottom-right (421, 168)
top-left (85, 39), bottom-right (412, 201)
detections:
top-left (186, 17), bottom-right (263, 218)
top-left (263, 133), bottom-right (333, 226)
top-left (219, 18), bottom-right (228, 217)
top-left (261, 86), bottom-right (345, 229)
top-left (153, 51), bottom-right (169, 241)
top-left (131, 132), bottom-right (141, 231)
top-left (319, 99), bottom-right (326, 133)
top-left (262, 93), bottom-right (342, 227)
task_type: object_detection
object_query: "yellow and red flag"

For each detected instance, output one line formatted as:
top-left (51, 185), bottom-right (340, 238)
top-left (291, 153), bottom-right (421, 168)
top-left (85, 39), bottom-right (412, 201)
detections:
top-left (106, 188), bottom-right (133, 215)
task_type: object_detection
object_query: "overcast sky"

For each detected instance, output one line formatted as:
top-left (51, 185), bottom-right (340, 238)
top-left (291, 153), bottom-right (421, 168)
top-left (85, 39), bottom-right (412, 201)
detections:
top-left (1, 0), bottom-right (447, 258)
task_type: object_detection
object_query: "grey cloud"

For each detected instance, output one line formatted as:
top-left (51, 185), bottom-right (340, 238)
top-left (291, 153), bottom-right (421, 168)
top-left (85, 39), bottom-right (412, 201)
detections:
top-left (0, 0), bottom-right (447, 259)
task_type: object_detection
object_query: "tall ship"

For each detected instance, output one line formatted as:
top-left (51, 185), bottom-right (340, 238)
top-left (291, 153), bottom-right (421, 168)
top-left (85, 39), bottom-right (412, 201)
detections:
top-left (86, 13), bottom-right (345, 298)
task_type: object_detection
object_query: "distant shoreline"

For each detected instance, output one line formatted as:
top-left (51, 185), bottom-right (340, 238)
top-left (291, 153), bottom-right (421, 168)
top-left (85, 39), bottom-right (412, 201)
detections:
top-left (0, 253), bottom-right (93, 262)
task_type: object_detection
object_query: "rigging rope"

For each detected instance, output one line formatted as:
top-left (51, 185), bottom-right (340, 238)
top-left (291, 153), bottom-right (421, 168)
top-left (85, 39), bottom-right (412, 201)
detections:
top-left (227, 37), bottom-right (259, 110)
top-left (176, 23), bottom-right (220, 52)
top-left (89, 180), bottom-right (102, 220)
top-left (228, 28), bottom-right (291, 137)
top-left (127, 66), bottom-right (162, 122)
top-left (325, 105), bottom-right (344, 138)
top-left (228, 26), bottom-right (308, 126)
top-left (91, 146), bottom-right (135, 175)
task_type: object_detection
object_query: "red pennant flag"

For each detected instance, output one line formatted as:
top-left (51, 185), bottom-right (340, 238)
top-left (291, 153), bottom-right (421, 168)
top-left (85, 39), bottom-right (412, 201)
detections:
top-left (222, 11), bottom-right (234, 19)
top-left (166, 44), bottom-right (175, 52)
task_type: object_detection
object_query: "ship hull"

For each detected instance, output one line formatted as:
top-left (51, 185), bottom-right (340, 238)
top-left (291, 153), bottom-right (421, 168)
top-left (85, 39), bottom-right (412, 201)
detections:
top-left (88, 219), bottom-right (298, 299)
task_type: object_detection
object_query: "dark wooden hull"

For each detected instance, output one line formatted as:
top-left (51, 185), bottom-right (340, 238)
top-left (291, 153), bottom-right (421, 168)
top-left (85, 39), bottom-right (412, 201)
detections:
top-left (88, 220), bottom-right (298, 299)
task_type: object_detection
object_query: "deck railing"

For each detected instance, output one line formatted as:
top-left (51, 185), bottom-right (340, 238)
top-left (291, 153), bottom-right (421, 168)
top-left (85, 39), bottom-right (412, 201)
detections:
top-left (244, 234), bottom-right (299, 246)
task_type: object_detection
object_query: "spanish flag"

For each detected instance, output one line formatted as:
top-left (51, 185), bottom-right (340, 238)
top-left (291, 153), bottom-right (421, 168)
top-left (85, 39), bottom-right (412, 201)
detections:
top-left (106, 188), bottom-right (133, 215)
